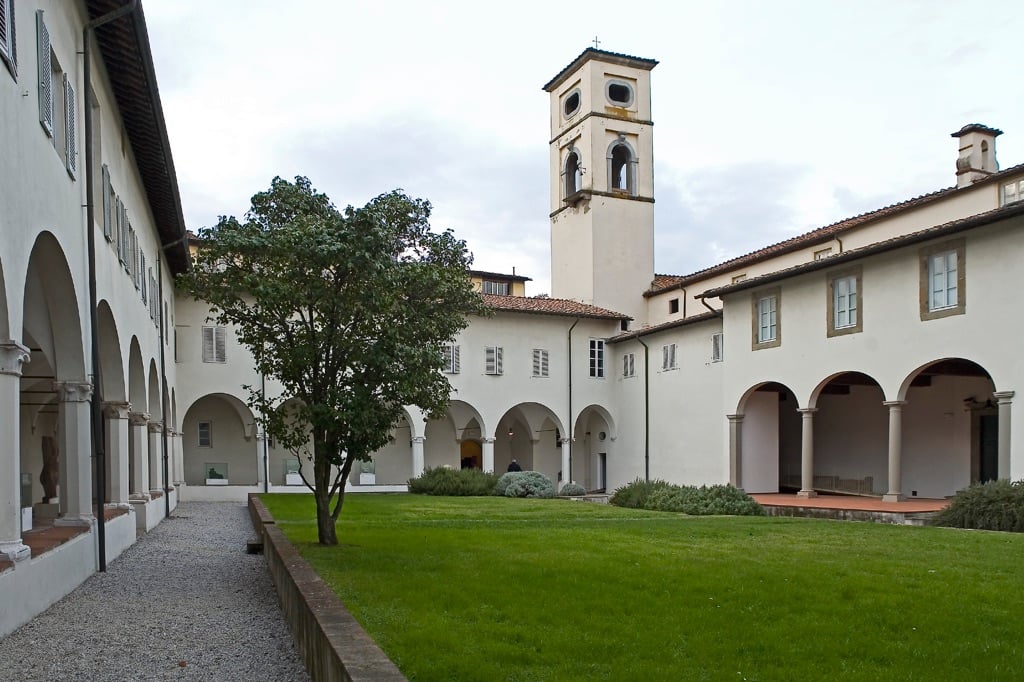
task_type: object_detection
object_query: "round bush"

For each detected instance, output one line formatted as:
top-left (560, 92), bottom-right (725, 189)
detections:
top-left (494, 471), bottom-right (555, 498)
top-left (558, 482), bottom-right (587, 497)
top-left (935, 479), bottom-right (1024, 532)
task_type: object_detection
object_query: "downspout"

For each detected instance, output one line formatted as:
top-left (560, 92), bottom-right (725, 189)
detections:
top-left (157, 259), bottom-right (170, 520)
top-left (636, 336), bottom-right (650, 482)
top-left (700, 296), bottom-right (721, 316)
top-left (84, 0), bottom-right (140, 573)
top-left (566, 318), bottom-right (580, 484)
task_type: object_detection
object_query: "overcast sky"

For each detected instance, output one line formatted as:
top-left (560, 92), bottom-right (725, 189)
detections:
top-left (143, 0), bottom-right (1023, 296)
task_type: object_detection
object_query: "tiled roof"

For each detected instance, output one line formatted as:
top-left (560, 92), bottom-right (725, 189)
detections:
top-left (482, 294), bottom-right (629, 320)
top-left (88, 1), bottom-right (190, 274)
top-left (543, 48), bottom-right (658, 92)
top-left (647, 162), bottom-right (1024, 298)
top-left (698, 201), bottom-right (1024, 300)
top-left (469, 269), bottom-right (532, 282)
top-left (607, 311), bottom-right (720, 344)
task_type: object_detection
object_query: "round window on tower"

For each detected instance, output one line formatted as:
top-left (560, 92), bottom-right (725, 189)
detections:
top-left (606, 79), bottom-right (634, 107)
top-left (562, 89), bottom-right (581, 119)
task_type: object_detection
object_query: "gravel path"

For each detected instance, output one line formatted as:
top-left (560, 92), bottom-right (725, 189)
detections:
top-left (0, 502), bottom-right (309, 681)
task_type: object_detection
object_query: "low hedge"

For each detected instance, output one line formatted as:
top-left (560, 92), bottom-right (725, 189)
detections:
top-left (494, 471), bottom-right (555, 499)
top-left (407, 467), bottom-right (500, 496)
top-left (611, 479), bottom-right (764, 516)
top-left (558, 482), bottom-right (587, 497)
top-left (934, 479), bottom-right (1024, 532)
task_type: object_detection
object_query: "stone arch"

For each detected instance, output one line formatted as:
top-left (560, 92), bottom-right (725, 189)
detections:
top-left (96, 300), bottom-right (126, 402)
top-left (21, 232), bottom-right (85, 381)
top-left (572, 404), bottom-right (616, 492)
top-left (494, 402), bottom-right (565, 477)
top-left (147, 361), bottom-right (161, 424)
top-left (181, 392), bottom-right (258, 486)
top-left (422, 400), bottom-right (486, 471)
top-left (127, 337), bottom-right (146, 414)
top-left (606, 138), bottom-right (637, 194)
top-left (734, 381), bottom-right (801, 493)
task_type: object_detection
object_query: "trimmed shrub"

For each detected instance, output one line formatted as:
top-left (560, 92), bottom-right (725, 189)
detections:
top-left (934, 479), bottom-right (1024, 532)
top-left (494, 471), bottom-right (556, 499)
top-left (407, 467), bottom-right (499, 496)
top-left (645, 484), bottom-right (764, 516)
top-left (609, 478), bottom-right (673, 509)
top-left (558, 482), bottom-right (587, 497)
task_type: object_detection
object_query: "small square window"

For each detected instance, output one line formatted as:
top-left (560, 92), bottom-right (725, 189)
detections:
top-left (668, 298), bottom-right (680, 314)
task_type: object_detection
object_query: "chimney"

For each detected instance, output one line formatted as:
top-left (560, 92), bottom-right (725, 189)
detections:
top-left (951, 124), bottom-right (1002, 189)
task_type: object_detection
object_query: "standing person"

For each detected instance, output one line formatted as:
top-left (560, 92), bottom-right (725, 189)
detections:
top-left (507, 459), bottom-right (522, 472)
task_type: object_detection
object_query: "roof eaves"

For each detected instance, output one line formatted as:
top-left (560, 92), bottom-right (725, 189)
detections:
top-left (607, 311), bottom-right (720, 344)
top-left (543, 47), bottom-right (658, 92)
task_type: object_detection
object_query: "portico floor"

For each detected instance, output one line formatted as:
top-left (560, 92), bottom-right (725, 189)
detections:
top-left (751, 493), bottom-right (949, 513)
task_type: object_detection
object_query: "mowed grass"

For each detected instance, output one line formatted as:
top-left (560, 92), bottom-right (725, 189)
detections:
top-left (262, 494), bottom-right (1024, 681)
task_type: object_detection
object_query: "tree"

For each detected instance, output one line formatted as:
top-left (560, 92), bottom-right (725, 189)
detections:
top-left (179, 177), bottom-right (488, 544)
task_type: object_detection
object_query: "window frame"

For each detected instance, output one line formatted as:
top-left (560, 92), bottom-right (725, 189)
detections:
top-left (202, 325), bottom-right (227, 364)
top-left (197, 420), bottom-right (213, 448)
top-left (589, 338), bottom-right (605, 378)
top-left (668, 298), bottom-right (679, 314)
top-left (605, 78), bottom-right (635, 108)
top-left (485, 346), bottom-right (503, 375)
top-left (606, 137), bottom-right (637, 196)
top-left (919, 239), bottom-right (966, 321)
top-left (826, 265), bottom-right (863, 337)
top-left (532, 348), bottom-right (549, 378)
top-left (482, 280), bottom-right (509, 296)
top-left (751, 287), bottom-right (781, 349)
top-left (711, 333), bottom-right (723, 363)
top-left (1001, 179), bottom-right (1023, 206)
top-left (36, 9), bottom-right (52, 137)
top-left (622, 352), bottom-right (636, 378)
top-left (661, 343), bottom-right (678, 371)
top-left (442, 343), bottom-right (460, 374)
top-left (0, 0), bottom-right (17, 79)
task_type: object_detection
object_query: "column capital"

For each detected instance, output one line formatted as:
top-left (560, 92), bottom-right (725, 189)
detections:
top-left (559, 438), bottom-right (572, 445)
top-left (482, 437), bottom-right (496, 444)
top-left (797, 407), bottom-right (818, 415)
top-left (0, 340), bottom-right (31, 376)
top-left (53, 380), bottom-right (93, 403)
top-left (103, 401), bottom-right (132, 419)
top-left (882, 400), bottom-right (907, 408)
top-left (148, 421), bottom-right (164, 434)
top-left (411, 435), bottom-right (425, 444)
top-left (726, 413), bottom-right (745, 423)
top-left (129, 411), bottom-right (150, 426)
top-left (994, 391), bottom-right (1016, 403)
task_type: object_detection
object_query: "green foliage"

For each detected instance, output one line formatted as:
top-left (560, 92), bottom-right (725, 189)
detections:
top-left (934, 479), bottom-right (1024, 532)
top-left (557, 482), bottom-right (587, 497)
top-left (644, 483), bottom-right (765, 516)
top-left (609, 478), bottom-right (673, 509)
top-left (178, 177), bottom-right (489, 544)
top-left (494, 471), bottom-right (555, 498)
top-left (407, 467), bottom-right (499, 497)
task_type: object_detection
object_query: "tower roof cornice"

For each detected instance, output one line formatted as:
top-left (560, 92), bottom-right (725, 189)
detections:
top-left (542, 48), bottom-right (658, 92)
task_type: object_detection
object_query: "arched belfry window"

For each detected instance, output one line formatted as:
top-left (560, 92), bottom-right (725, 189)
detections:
top-left (607, 138), bottom-right (637, 195)
top-left (563, 148), bottom-right (583, 197)
top-left (981, 140), bottom-right (991, 169)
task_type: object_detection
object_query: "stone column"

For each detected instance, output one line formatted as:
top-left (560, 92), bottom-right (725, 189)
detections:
top-left (129, 412), bottom-right (150, 499)
top-left (797, 408), bottom-right (818, 498)
top-left (171, 428), bottom-right (185, 484)
top-left (994, 391), bottom-right (1015, 480)
top-left (882, 401), bottom-right (906, 502)
top-left (148, 421), bottom-right (164, 492)
top-left (560, 438), bottom-right (571, 488)
top-left (481, 437), bottom-right (495, 473)
top-left (727, 414), bottom-right (744, 489)
top-left (54, 380), bottom-right (95, 526)
top-left (0, 341), bottom-right (32, 562)
top-left (255, 429), bottom-right (267, 488)
top-left (103, 402), bottom-right (131, 506)
top-left (411, 436), bottom-right (425, 478)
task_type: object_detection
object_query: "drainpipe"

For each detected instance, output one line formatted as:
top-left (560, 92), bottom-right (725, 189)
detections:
top-left (84, 0), bottom-right (140, 573)
top-left (566, 318), bottom-right (580, 484)
top-left (157, 259), bottom-right (170, 520)
top-left (636, 336), bottom-right (651, 482)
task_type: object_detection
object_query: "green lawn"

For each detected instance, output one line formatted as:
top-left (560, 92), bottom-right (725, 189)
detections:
top-left (262, 494), bottom-right (1024, 681)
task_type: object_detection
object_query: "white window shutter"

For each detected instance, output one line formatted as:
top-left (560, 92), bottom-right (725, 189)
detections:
top-left (623, 354), bottom-right (629, 377)
top-left (64, 73), bottom-right (76, 177)
top-left (453, 345), bottom-right (460, 373)
top-left (36, 10), bottom-right (52, 136)
top-left (712, 333), bottom-right (723, 362)
top-left (542, 350), bottom-right (549, 376)
top-left (669, 343), bottom-right (677, 369)
top-left (202, 326), bottom-right (214, 363)
top-left (495, 347), bottom-right (503, 375)
top-left (214, 327), bottom-right (225, 362)
top-left (532, 349), bottom-right (541, 376)
top-left (629, 353), bottom-right (635, 376)
top-left (0, 0), bottom-right (12, 69)
top-left (101, 165), bottom-right (112, 240)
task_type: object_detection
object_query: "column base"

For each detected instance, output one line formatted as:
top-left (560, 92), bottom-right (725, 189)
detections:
top-left (796, 489), bottom-right (818, 499)
top-left (882, 493), bottom-right (904, 503)
top-left (54, 515), bottom-right (94, 528)
top-left (0, 541), bottom-right (31, 562)
top-left (130, 492), bottom-right (152, 502)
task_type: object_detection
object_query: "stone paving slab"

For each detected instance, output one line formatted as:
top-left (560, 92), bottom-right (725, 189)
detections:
top-left (0, 502), bottom-right (309, 681)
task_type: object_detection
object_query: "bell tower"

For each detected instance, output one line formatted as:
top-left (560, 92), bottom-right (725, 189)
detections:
top-left (543, 48), bottom-right (658, 324)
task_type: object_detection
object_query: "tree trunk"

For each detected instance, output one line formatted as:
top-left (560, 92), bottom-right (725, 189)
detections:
top-left (313, 442), bottom-right (338, 545)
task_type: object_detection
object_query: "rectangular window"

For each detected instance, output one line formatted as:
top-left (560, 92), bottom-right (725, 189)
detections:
top-left (752, 287), bottom-right (781, 349)
top-left (732, 274), bottom-right (747, 284)
top-left (442, 343), bottom-right (460, 374)
top-left (711, 333), bottom-right (723, 363)
top-left (197, 421), bottom-right (212, 448)
top-left (814, 247), bottom-right (833, 260)
top-left (929, 251), bottom-right (957, 310)
top-left (1003, 179), bottom-right (1023, 206)
top-left (827, 267), bottom-right (863, 337)
top-left (919, 240), bottom-right (966, 321)
top-left (0, 0), bottom-right (17, 79)
top-left (668, 298), bottom-right (679, 314)
top-left (532, 349), bottom-right (549, 377)
top-left (36, 10), bottom-right (52, 137)
top-left (589, 339), bottom-right (605, 378)
top-left (623, 352), bottom-right (635, 378)
top-left (482, 281), bottom-right (509, 295)
top-left (485, 346), bottom-right (503, 375)
top-left (661, 343), bottom-right (677, 371)
top-left (202, 326), bottom-right (226, 363)
top-left (140, 251), bottom-right (147, 304)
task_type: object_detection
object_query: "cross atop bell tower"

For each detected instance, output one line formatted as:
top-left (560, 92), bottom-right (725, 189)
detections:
top-left (543, 48), bottom-right (658, 324)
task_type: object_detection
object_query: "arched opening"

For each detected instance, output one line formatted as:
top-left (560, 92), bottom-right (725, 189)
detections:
top-left (422, 400), bottom-right (486, 471)
top-left (899, 358), bottom-right (998, 497)
top-left (363, 410), bottom-right (415, 485)
top-left (608, 142), bottom-right (635, 194)
top-left (807, 372), bottom-right (886, 496)
top-left (573, 404), bottom-right (615, 492)
top-left (97, 301), bottom-right (127, 503)
top-left (735, 382), bottom-right (800, 493)
top-left (495, 402), bottom-right (565, 480)
top-left (181, 393), bottom-right (257, 486)
top-left (563, 150), bottom-right (582, 196)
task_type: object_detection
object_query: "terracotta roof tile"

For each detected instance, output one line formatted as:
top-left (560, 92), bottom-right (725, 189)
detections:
top-left (482, 294), bottom-right (629, 320)
top-left (607, 311), bottom-right (720, 344)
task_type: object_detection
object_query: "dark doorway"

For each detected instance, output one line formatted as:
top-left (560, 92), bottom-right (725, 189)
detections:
top-left (597, 453), bottom-right (607, 493)
top-left (979, 414), bottom-right (999, 483)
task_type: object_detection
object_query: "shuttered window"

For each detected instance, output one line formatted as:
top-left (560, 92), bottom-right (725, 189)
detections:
top-left (622, 352), bottom-right (635, 378)
top-left (140, 252), bottom-right (147, 304)
top-left (442, 343), bottom-right (460, 374)
top-left (63, 72), bottom-right (75, 177)
top-left (661, 343), bottom-right (677, 371)
top-left (36, 10), bottom-right (52, 136)
top-left (1, 0), bottom-right (18, 79)
top-left (532, 349), bottom-right (549, 377)
top-left (758, 295), bottom-right (777, 343)
top-left (202, 326), bottom-right (226, 363)
top-left (101, 164), bottom-right (112, 241)
top-left (485, 346), bottom-right (503, 375)
top-left (711, 333), bottom-right (723, 363)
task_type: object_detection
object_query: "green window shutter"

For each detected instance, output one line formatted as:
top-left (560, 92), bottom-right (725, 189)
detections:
top-left (36, 10), bottom-right (51, 136)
